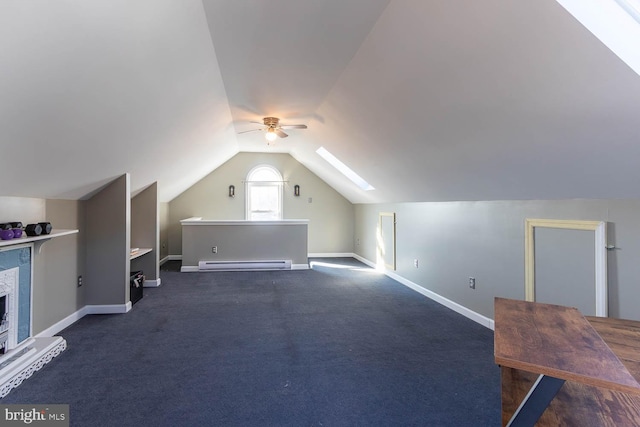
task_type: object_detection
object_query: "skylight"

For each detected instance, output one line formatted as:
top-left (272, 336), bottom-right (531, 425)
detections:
top-left (555, 0), bottom-right (640, 76)
top-left (616, 0), bottom-right (640, 23)
top-left (316, 147), bottom-right (375, 191)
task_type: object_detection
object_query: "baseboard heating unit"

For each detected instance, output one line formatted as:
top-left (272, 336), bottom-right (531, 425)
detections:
top-left (197, 260), bottom-right (292, 272)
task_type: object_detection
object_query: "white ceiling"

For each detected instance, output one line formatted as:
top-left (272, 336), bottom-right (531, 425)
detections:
top-left (1, 0), bottom-right (640, 204)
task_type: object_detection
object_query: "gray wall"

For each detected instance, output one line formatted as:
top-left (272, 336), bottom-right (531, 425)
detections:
top-left (35, 199), bottom-right (86, 334)
top-left (168, 152), bottom-right (354, 255)
top-left (131, 182), bottom-right (159, 281)
top-left (159, 202), bottom-right (169, 260)
top-left (534, 228), bottom-right (596, 315)
top-left (0, 197), bottom-right (85, 335)
top-left (181, 222), bottom-right (308, 267)
top-left (0, 197), bottom-right (46, 222)
top-left (355, 199), bottom-right (640, 321)
top-left (85, 174), bottom-right (130, 305)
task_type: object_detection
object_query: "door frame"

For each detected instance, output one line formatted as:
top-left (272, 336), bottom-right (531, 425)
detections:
top-left (378, 212), bottom-right (396, 270)
top-left (524, 218), bottom-right (607, 316)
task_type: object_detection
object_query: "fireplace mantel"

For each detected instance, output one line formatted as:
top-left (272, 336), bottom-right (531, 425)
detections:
top-left (0, 229), bottom-right (78, 397)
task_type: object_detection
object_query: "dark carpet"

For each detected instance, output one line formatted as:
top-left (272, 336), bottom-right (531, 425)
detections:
top-left (2, 258), bottom-right (500, 426)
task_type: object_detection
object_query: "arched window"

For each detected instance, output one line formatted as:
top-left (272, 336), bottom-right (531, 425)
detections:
top-left (246, 165), bottom-right (283, 220)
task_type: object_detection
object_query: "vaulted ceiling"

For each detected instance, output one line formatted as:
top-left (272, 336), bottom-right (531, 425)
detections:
top-left (1, 1), bottom-right (639, 204)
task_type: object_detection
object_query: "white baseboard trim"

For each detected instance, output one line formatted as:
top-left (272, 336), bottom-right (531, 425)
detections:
top-left (160, 255), bottom-right (182, 265)
top-left (352, 254), bottom-right (495, 330)
top-left (352, 253), bottom-right (375, 268)
top-left (388, 270), bottom-right (495, 330)
top-left (85, 302), bottom-right (132, 315)
top-left (144, 278), bottom-right (162, 287)
top-left (178, 255), bottom-right (311, 271)
top-left (35, 306), bottom-right (90, 338)
top-left (308, 252), bottom-right (356, 258)
top-left (183, 264), bottom-right (309, 272)
top-left (35, 301), bottom-right (134, 338)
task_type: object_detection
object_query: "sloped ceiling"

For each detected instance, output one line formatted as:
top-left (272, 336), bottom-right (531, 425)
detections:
top-left (0, 0), bottom-right (237, 201)
top-left (1, 0), bottom-right (640, 204)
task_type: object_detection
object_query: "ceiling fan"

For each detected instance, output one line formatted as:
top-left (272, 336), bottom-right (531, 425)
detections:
top-left (238, 117), bottom-right (308, 144)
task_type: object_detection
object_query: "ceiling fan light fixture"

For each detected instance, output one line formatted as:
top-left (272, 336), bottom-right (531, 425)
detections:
top-left (238, 116), bottom-right (307, 143)
top-left (265, 128), bottom-right (277, 142)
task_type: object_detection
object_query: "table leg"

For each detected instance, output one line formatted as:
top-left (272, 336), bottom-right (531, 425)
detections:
top-left (506, 374), bottom-right (565, 427)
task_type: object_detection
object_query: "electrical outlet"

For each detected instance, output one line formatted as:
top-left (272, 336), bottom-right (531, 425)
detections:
top-left (78, 275), bottom-right (83, 287)
top-left (212, 246), bottom-right (218, 254)
top-left (469, 277), bottom-right (476, 289)
top-left (414, 259), bottom-right (419, 268)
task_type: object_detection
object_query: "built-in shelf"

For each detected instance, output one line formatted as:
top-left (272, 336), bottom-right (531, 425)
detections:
top-left (0, 229), bottom-right (79, 253)
top-left (130, 248), bottom-right (152, 260)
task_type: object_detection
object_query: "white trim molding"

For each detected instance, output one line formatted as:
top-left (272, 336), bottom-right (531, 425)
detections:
top-left (143, 278), bottom-right (162, 288)
top-left (35, 301), bottom-right (135, 339)
top-left (524, 218), bottom-right (607, 317)
top-left (308, 253), bottom-right (355, 258)
top-left (378, 212), bottom-right (397, 270)
top-left (35, 307), bottom-right (89, 338)
top-left (0, 267), bottom-right (19, 352)
top-left (0, 337), bottom-right (66, 398)
top-left (180, 219), bottom-right (309, 226)
top-left (85, 302), bottom-right (132, 315)
top-left (160, 255), bottom-right (182, 265)
top-left (352, 254), bottom-right (495, 330)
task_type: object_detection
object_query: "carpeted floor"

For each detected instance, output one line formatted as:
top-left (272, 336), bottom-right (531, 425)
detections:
top-left (2, 258), bottom-right (500, 426)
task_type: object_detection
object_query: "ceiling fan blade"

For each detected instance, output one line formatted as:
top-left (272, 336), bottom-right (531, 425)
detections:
top-left (280, 124), bottom-right (308, 130)
top-left (275, 129), bottom-right (289, 138)
top-left (249, 121), bottom-right (265, 125)
top-left (237, 128), bottom-right (264, 134)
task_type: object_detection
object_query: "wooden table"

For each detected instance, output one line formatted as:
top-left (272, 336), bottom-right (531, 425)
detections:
top-left (494, 297), bottom-right (640, 426)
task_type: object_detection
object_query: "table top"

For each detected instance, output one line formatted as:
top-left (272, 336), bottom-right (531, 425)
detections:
top-left (494, 297), bottom-right (640, 395)
top-left (587, 315), bottom-right (640, 383)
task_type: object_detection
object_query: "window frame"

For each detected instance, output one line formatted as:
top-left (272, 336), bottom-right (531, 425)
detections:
top-left (245, 165), bottom-right (284, 221)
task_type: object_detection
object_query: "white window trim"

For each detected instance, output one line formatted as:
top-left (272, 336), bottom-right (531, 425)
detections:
top-left (555, 0), bottom-right (640, 77)
top-left (245, 165), bottom-right (284, 221)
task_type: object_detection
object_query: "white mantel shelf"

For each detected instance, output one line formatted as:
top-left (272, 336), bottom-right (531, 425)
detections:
top-left (0, 229), bottom-right (79, 251)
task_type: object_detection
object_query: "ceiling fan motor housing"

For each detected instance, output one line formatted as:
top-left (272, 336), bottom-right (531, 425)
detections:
top-left (263, 117), bottom-right (279, 127)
